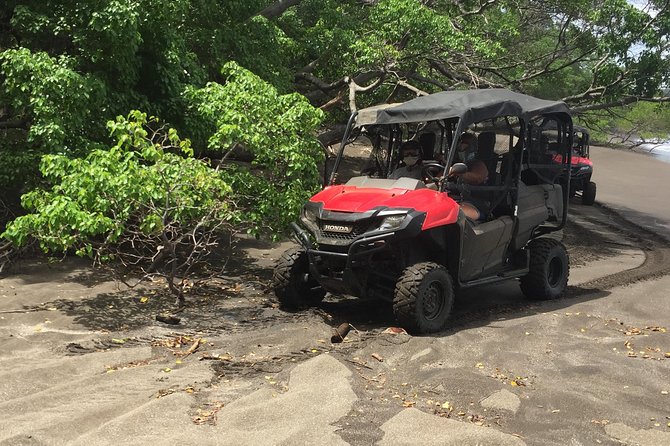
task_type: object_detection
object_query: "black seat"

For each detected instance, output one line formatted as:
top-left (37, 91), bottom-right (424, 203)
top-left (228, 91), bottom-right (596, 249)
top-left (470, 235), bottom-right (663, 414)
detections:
top-left (476, 132), bottom-right (498, 184)
top-left (419, 132), bottom-right (436, 160)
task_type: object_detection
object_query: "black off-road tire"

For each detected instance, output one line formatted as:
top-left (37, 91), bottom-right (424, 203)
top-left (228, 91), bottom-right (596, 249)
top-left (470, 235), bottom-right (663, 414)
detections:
top-left (272, 247), bottom-right (325, 309)
top-left (582, 181), bottom-right (597, 205)
top-left (520, 238), bottom-right (569, 300)
top-left (393, 262), bottom-right (454, 334)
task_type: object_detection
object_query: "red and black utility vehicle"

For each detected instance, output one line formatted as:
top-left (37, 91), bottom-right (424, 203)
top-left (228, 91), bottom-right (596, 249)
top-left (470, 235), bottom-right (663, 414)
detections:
top-left (567, 126), bottom-right (596, 205)
top-left (273, 89), bottom-right (574, 333)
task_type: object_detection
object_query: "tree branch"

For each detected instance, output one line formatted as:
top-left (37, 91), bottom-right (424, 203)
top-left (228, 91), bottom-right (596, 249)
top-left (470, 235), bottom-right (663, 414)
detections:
top-left (0, 118), bottom-right (28, 130)
top-left (571, 95), bottom-right (670, 113)
top-left (256, 0), bottom-right (304, 19)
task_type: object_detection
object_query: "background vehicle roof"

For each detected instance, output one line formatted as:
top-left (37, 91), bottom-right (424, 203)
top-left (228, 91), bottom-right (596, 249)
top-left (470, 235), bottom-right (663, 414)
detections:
top-left (355, 88), bottom-right (571, 127)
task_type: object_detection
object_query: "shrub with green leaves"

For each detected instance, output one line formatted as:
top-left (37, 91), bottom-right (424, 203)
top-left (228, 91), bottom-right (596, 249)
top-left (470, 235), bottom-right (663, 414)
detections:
top-left (2, 111), bottom-right (238, 301)
top-left (185, 61), bottom-right (325, 237)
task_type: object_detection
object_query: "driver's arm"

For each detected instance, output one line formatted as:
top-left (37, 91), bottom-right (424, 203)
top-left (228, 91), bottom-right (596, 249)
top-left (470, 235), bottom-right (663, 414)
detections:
top-left (459, 160), bottom-right (488, 185)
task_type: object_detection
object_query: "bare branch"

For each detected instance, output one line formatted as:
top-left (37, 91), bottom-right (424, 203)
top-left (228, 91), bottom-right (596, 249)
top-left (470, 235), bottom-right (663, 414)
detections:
top-left (295, 72), bottom-right (346, 91)
top-left (346, 73), bottom-right (386, 112)
top-left (0, 118), bottom-right (28, 130)
top-left (256, 0), bottom-right (304, 20)
top-left (457, 0), bottom-right (500, 18)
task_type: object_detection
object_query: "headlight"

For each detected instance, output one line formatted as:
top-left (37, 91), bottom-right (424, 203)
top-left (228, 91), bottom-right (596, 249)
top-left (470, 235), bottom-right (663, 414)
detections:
top-left (379, 215), bottom-right (406, 231)
top-left (300, 204), bottom-right (320, 230)
top-left (302, 205), bottom-right (319, 222)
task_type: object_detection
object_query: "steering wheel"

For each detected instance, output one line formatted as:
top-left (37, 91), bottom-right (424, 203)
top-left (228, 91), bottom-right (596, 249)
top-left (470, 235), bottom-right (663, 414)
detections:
top-left (422, 162), bottom-right (446, 185)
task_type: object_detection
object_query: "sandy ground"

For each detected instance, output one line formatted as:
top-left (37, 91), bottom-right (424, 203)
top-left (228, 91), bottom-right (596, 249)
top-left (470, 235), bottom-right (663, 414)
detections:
top-left (590, 145), bottom-right (670, 241)
top-left (1, 147), bottom-right (670, 445)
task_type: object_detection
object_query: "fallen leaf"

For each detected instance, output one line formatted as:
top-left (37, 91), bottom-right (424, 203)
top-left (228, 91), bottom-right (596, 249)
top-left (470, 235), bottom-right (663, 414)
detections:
top-left (184, 338), bottom-right (202, 356)
top-left (441, 401), bottom-right (452, 410)
top-left (382, 327), bottom-right (408, 335)
top-left (661, 390), bottom-right (668, 395)
top-left (163, 368), bottom-right (172, 373)
top-left (402, 401), bottom-right (416, 407)
top-left (156, 388), bottom-right (176, 398)
top-left (140, 296), bottom-right (149, 303)
top-left (551, 409), bottom-right (561, 413)
top-left (475, 363), bottom-right (484, 369)
top-left (111, 338), bottom-right (126, 344)
top-left (371, 353), bottom-right (383, 362)
top-left (591, 419), bottom-right (610, 425)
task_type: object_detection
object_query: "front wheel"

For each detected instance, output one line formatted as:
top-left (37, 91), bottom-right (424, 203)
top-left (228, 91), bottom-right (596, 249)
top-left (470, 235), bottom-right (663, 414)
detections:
top-left (582, 181), bottom-right (596, 205)
top-left (272, 247), bottom-right (325, 309)
top-left (520, 238), bottom-right (569, 300)
top-left (393, 262), bottom-right (454, 334)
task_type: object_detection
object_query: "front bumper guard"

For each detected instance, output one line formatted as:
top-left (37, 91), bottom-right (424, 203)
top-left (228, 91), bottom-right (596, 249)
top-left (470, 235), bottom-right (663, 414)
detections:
top-left (291, 222), bottom-right (393, 296)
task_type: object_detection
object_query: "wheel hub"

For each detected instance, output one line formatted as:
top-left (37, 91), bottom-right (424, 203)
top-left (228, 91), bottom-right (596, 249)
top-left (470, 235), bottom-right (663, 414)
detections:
top-left (422, 281), bottom-right (444, 320)
top-left (548, 257), bottom-right (562, 287)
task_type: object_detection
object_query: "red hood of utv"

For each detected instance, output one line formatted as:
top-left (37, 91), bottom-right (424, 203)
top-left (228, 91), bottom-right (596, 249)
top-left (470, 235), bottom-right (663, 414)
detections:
top-left (311, 185), bottom-right (461, 229)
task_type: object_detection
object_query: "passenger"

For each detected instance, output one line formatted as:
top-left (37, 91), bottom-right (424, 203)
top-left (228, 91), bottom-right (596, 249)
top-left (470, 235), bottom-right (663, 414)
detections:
top-left (390, 140), bottom-right (424, 180)
top-left (449, 132), bottom-right (489, 221)
top-left (456, 132), bottom-right (478, 162)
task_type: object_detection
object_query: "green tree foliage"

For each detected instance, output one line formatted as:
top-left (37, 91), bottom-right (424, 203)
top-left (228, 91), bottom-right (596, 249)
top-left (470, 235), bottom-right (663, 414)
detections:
top-left (0, 48), bottom-right (104, 189)
top-left (2, 0), bottom-right (669, 237)
top-left (185, 61), bottom-right (324, 236)
top-left (581, 102), bottom-right (670, 144)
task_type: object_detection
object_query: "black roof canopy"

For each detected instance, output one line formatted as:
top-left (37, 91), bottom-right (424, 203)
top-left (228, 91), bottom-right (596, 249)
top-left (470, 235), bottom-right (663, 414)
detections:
top-left (355, 89), bottom-right (571, 127)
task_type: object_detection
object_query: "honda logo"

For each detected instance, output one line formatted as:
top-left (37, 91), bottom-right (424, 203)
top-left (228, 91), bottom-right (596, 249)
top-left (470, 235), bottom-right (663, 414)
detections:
top-left (323, 224), bottom-right (353, 233)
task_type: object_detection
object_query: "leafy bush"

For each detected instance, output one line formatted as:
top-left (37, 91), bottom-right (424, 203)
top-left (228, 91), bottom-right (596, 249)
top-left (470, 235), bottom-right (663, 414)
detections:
top-left (3, 111), bottom-right (238, 301)
top-left (185, 61), bottom-right (325, 237)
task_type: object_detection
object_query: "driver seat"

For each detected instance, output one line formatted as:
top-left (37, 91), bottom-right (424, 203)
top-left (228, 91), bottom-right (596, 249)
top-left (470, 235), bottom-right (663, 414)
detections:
top-left (476, 132), bottom-right (498, 184)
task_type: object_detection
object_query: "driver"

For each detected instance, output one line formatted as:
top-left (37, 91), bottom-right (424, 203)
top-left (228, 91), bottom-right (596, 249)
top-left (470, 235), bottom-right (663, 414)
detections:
top-left (390, 140), bottom-right (424, 180)
top-left (449, 132), bottom-right (489, 221)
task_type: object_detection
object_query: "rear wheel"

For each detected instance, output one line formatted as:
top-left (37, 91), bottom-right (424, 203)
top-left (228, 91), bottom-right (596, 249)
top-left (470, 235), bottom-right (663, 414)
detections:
top-left (582, 181), bottom-right (596, 205)
top-left (393, 262), bottom-right (454, 334)
top-left (520, 238), bottom-right (569, 300)
top-left (273, 247), bottom-right (325, 309)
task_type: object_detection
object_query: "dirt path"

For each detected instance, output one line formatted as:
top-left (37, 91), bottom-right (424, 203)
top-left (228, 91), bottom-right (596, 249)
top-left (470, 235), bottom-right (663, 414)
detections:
top-left (2, 179), bottom-right (670, 444)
